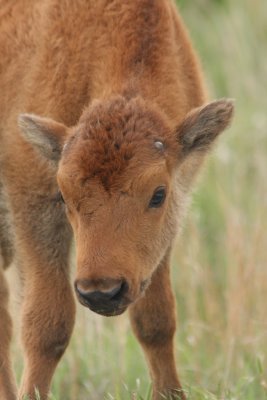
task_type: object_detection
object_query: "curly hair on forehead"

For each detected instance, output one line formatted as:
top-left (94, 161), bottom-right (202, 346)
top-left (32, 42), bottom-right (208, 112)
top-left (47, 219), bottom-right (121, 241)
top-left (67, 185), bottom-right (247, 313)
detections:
top-left (64, 95), bottom-right (177, 191)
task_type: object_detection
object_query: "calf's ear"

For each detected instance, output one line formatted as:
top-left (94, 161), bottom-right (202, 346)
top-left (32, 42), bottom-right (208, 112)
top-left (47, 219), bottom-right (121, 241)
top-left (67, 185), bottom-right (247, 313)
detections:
top-left (18, 114), bottom-right (68, 161)
top-left (177, 99), bottom-right (234, 156)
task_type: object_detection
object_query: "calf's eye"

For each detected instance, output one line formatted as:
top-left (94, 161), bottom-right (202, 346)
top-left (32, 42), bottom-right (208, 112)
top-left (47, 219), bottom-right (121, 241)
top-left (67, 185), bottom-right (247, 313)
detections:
top-left (149, 186), bottom-right (166, 208)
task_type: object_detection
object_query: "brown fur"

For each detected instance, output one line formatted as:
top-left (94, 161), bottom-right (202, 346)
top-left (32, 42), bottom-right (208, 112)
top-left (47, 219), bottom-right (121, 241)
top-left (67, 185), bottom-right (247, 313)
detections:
top-left (0, 1), bottom-right (234, 399)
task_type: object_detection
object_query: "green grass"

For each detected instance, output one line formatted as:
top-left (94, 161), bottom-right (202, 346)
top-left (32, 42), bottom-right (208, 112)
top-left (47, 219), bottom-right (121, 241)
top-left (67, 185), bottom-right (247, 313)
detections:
top-left (10, 0), bottom-right (267, 398)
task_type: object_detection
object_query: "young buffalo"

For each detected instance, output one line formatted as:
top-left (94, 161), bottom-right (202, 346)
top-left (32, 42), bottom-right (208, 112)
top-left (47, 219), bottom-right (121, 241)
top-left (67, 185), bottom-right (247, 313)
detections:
top-left (0, 1), bottom-right (233, 399)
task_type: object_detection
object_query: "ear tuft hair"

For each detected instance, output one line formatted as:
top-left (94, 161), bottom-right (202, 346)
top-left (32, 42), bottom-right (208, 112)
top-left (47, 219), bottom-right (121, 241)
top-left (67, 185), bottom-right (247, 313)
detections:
top-left (177, 99), bottom-right (234, 155)
top-left (18, 114), bottom-right (67, 161)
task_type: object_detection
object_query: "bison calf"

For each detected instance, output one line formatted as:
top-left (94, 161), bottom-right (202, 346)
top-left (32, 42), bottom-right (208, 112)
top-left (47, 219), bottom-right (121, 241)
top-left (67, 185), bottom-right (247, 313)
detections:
top-left (0, 1), bottom-right (233, 399)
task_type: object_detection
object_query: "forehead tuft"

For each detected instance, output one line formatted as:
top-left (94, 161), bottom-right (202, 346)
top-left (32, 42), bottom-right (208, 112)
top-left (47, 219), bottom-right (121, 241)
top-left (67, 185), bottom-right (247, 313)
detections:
top-left (62, 96), bottom-right (177, 190)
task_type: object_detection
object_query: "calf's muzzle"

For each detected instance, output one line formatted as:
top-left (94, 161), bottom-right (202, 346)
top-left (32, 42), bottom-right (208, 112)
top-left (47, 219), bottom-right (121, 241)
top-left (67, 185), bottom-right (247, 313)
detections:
top-left (75, 278), bottom-right (130, 316)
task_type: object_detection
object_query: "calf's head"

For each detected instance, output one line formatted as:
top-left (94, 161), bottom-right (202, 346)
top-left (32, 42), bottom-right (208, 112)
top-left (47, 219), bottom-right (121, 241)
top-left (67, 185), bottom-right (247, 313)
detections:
top-left (19, 96), bottom-right (233, 316)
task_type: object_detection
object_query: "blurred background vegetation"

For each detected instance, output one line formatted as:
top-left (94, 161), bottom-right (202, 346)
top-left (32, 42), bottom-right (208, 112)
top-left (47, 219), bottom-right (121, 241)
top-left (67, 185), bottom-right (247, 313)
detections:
top-left (10, 0), bottom-right (267, 398)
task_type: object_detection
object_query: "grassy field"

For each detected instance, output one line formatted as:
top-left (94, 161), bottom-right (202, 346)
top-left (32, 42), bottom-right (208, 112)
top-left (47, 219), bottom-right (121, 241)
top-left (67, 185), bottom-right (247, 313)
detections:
top-left (10, 0), bottom-right (267, 399)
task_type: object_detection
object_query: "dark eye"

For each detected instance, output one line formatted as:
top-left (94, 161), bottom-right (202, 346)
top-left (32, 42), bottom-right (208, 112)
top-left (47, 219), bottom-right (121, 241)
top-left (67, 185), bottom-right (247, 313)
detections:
top-left (55, 191), bottom-right (65, 204)
top-left (149, 186), bottom-right (166, 208)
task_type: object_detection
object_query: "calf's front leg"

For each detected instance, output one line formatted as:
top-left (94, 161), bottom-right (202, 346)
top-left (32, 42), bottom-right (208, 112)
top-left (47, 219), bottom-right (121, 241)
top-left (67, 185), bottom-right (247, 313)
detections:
top-left (6, 191), bottom-right (76, 399)
top-left (129, 257), bottom-right (185, 400)
top-left (18, 260), bottom-right (75, 400)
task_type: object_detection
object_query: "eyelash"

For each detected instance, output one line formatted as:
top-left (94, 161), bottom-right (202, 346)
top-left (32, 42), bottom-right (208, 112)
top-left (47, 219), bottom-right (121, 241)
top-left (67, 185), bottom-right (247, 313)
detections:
top-left (149, 186), bottom-right (166, 208)
top-left (55, 191), bottom-right (65, 203)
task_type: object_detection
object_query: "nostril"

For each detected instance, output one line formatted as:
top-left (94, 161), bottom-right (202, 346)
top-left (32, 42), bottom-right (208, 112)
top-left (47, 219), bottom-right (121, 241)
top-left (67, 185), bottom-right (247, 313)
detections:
top-left (111, 280), bottom-right (128, 301)
top-left (105, 282), bottom-right (123, 300)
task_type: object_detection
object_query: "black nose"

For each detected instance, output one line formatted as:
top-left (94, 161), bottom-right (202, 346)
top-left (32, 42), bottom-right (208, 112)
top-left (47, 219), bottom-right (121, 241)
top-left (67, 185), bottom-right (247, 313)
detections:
top-left (75, 279), bottom-right (129, 316)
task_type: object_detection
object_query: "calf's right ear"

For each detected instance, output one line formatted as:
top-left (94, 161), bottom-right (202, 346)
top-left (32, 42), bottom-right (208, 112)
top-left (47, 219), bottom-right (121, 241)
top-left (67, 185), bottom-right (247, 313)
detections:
top-left (18, 114), bottom-right (68, 162)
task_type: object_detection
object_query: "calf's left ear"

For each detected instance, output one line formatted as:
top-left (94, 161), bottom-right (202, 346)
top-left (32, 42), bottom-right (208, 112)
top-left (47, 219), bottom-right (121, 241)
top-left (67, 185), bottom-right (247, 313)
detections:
top-left (18, 114), bottom-right (68, 162)
top-left (177, 99), bottom-right (234, 156)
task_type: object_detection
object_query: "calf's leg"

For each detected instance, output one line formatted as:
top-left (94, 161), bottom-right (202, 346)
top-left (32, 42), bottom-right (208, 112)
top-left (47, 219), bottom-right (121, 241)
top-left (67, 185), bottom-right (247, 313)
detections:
top-left (18, 261), bottom-right (75, 400)
top-left (0, 264), bottom-right (17, 400)
top-left (5, 181), bottom-right (75, 400)
top-left (129, 257), bottom-right (185, 400)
